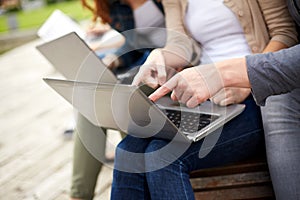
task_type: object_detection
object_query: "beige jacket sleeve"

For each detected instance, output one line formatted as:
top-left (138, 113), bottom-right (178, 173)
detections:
top-left (161, 0), bottom-right (200, 68)
top-left (258, 0), bottom-right (298, 47)
top-left (225, 0), bottom-right (298, 53)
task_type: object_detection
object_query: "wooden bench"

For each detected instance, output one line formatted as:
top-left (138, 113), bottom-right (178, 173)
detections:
top-left (190, 158), bottom-right (275, 199)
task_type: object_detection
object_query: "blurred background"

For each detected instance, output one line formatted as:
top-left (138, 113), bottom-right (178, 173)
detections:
top-left (0, 0), bottom-right (92, 53)
top-left (0, 0), bottom-right (115, 199)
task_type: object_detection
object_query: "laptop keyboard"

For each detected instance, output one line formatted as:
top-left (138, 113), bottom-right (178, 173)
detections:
top-left (164, 109), bottom-right (219, 134)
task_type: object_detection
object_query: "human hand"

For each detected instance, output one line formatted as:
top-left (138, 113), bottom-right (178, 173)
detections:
top-left (149, 64), bottom-right (224, 108)
top-left (86, 24), bottom-right (111, 51)
top-left (210, 87), bottom-right (251, 106)
top-left (102, 54), bottom-right (120, 70)
top-left (86, 23), bottom-right (110, 37)
top-left (132, 49), bottom-right (177, 88)
top-left (125, 0), bottom-right (147, 10)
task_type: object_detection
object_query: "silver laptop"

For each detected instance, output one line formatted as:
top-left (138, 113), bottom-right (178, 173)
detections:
top-left (44, 78), bottom-right (245, 142)
top-left (38, 32), bottom-right (245, 142)
top-left (37, 32), bottom-right (121, 84)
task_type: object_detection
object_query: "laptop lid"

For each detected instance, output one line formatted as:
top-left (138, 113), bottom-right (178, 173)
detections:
top-left (43, 78), bottom-right (245, 142)
top-left (36, 32), bottom-right (118, 84)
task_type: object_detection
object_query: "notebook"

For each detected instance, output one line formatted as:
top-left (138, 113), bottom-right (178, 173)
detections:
top-left (37, 10), bottom-right (123, 51)
top-left (37, 32), bottom-right (245, 142)
top-left (37, 9), bottom-right (87, 42)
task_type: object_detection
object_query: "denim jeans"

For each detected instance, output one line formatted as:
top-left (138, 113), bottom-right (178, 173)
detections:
top-left (261, 89), bottom-right (300, 200)
top-left (111, 96), bottom-right (265, 200)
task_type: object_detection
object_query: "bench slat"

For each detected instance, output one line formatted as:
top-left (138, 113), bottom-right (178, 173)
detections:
top-left (190, 159), bottom-right (275, 199)
top-left (191, 171), bottom-right (271, 190)
top-left (194, 185), bottom-right (274, 200)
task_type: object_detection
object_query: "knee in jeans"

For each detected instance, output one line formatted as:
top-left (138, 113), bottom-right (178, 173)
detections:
top-left (144, 139), bottom-right (189, 172)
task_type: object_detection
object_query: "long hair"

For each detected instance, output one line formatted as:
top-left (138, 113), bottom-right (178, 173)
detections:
top-left (81, 0), bottom-right (111, 24)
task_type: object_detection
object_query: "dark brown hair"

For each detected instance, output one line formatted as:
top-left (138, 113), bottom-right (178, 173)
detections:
top-left (81, 0), bottom-right (111, 23)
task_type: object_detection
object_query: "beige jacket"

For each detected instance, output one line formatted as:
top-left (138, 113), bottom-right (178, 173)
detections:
top-left (162, 0), bottom-right (298, 66)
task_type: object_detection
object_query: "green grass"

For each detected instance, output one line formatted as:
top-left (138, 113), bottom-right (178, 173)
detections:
top-left (0, 0), bottom-right (92, 33)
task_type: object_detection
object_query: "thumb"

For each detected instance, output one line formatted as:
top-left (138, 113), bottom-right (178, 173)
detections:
top-left (149, 75), bottom-right (178, 102)
top-left (132, 74), bottom-right (142, 86)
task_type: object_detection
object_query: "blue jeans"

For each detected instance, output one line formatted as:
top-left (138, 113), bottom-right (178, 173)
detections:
top-left (261, 89), bottom-right (300, 200)
top-left (111, 96), bottom-right (264, 200)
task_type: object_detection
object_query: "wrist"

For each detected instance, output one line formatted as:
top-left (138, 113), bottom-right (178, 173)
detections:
top-left (216, 60), bottom-right (233, 88)
top-left (102, 54), bottom-right (120, 69)
top-left (126, 0), bottom-right (147, 10)
top-left (216, 57), bottom-right (249, 88)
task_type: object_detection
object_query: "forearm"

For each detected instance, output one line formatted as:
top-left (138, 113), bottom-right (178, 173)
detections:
top-left (262, 40), bottom-right (288, 53)
top-left (258, 0), bottom-right (298, 48)
top-left (125, 0), bottom-right (147, 10)
top-left (161, 0), bottom-right (201, 69)
top-left (246, 45), bottom-right (300, 105)
top-left (162, 31), bottom-right (201, 69)
top-left (216, 44), bottom-right (300, 105)
top-left (161, 47), bottom-right (193, 68)
top-left (216, 58), bottom-right (250, 89)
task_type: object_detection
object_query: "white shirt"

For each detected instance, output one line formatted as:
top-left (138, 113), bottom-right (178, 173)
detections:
top-left (185, 0), bottom-right (251, 64)
top-left (133, 0), bottom-right (166, 48)
top-left (134, 0), bottom-right (165, 29)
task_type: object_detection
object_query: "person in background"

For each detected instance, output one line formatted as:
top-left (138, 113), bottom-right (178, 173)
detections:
top-left (83, 0), bottom-right (165, 71)
top-left (111, 0), bottom-right (298, 199)
top-left (70, 0), bottom-right (165, 200)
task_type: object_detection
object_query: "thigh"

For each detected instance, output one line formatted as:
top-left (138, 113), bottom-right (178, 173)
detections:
top-left (112, 135), bottom-right (153, 200)
top-left (261, 89), bottom-right (300, 199)
top-left (76, 113), bottom-right (107, 161)
top-left (71, 114), bottom-right (106, 199)
top-left (114, 135), bottom-right (152, 173)
top-left (145, 96), bottom-right (265, 172)
top-left (262, 89), bottom-right (300, 135)
top-left (186, 95), bottom-right (265, 171)
top-left (144, 97), bottom-right (264, 199)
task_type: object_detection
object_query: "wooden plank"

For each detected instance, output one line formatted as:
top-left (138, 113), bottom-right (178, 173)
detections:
top-left (194, 185), bottom-right (275, 200)
top-left (190, 155), bottom-right (274, 199)
top-left (0, 127), bottom-right (73, 198)
top-left (0, 136), bottom-right (71, 187)
top-left (191, 171), bottom-right (271, 190)
top-left (0, 85), bottom-right (72, 136)
top-left (0, 41), bottom-right (75, 198)
top-left (0, 104), bottom-right (73, 166)
top-left (25, 162), bottom-right (72, 200)
top-left (190, 159), bottom-right (268, 178)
